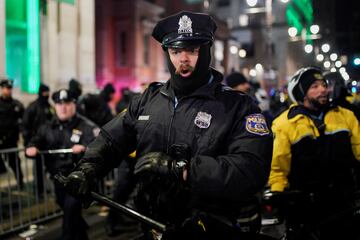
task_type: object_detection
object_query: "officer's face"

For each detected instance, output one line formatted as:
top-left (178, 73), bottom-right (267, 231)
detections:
top-left (304, 80), bottom-right (329, 107)
top-left (55, 102), bottom-right (76, 121)
top-left (0, 86), bottom-right (12, 98)
top-left (168, 47), bottom-right (200, 78)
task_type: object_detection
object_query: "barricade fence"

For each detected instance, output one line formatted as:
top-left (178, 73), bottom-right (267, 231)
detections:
top-left (0, 147), bottom-right (118, 237)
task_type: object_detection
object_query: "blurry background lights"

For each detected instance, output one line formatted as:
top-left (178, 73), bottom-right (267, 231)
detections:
top-left (280, 0), bottom-right (289, 3)
top-left (354, 57), bottom-right (360, 66)
top-left (249, 69), bottom-right (257, 77)
top-left (330, 67), bottom-right (336, 72)
top-left (323, 61), bottom-right (331, 68)
top-left (246, 0), bottom-right (257, 7)
top-left (239, 14), bottom-right (249, 26)
top-left (321, 43), bottom-right (330, 53)
top-left (316, 54), bottom-right (324, 62)
top-left (310, 24), bottom-right (320, 35)
top-left (239, 49), bottom-right (247, 58)
top-left (339, 67), bottom-right (346, 73)
top-left (288, 27), bottom-right (298, 37)
top-left (335, 60), bottom-right (342, 68)
top-left (255, 63), bottom-right (263, 72)
top-left (304, 44), bottom-right (313, 53)
top-left (330, 53), bottom-right (338, 61)
top-left (230, 46), bottom-right (238, 54)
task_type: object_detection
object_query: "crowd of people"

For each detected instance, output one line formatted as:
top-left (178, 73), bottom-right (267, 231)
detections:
top-left (1, 10), bottom-right (360, 240)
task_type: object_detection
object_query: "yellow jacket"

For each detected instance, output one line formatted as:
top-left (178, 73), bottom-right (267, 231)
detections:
top-left (269, 104), bottom-right (360, 192)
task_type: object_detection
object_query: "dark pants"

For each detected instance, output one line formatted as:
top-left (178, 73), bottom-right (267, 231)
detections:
top-left (0, 143), bottom-right (24, 188)
top-left (105, 158), bottom-right (138, 234)
top-left (33, 155), bottom-right (45, 197)
top-left (54, 181), bottom-right (88, 240)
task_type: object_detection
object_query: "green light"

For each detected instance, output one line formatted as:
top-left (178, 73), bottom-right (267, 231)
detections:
top-left (286, 0), bottom-right (314, 44)
top-left (26, 0), bottom-right (40, 93)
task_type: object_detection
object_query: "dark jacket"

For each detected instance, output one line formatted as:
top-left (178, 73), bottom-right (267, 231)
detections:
top-left (79, 69), bottom-right (273, 221)
top-left (0, 96), bottom-right (24, 145)
top-left (23, 98), bottom-right (54, 145)
top-left (77, 93), bottom-right (114, 127)
top-left (28, 114), bottom-right (98, 176)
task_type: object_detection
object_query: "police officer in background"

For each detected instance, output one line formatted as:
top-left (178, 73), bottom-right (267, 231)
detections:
top-left (58, 11), bottom-right (273, 239)
top-left (26, 89), bottom-right (98, 240)
top-left (0, 78), bottom-right (24, 187)
top-left (269, 67), bottom-right (360, 239)
top-left (23, 83), bottom-right (54, 197)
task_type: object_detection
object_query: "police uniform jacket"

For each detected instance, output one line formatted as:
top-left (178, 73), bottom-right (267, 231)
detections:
top-left (81, 69), bottom-right (273, 219)
top-left (0, 96), bottom-right (24, 146)
top-left (269, 104), bottom-right (360, 193)
top-left (28, 114), bottom-right (98, 176)
top-left (23, 99), bottom-right (54, 145)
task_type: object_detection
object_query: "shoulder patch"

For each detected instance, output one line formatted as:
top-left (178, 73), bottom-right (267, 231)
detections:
top-left (245, 113), bottom-right (270, 136)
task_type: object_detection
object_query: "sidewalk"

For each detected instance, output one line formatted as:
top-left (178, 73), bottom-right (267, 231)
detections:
top-left (3, 205), bottom-right (142, 240)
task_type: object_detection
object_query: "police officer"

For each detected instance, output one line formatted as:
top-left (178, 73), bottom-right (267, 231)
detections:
top-left (59, 11), bottom-right (273, 239)
top-left (269, 67), bottom-right (360, 239)
top-left (0, 78), bottom-right (24, 186)
top-left (23, 83), bottom-right (54, 197)
top-left (26, 89), bottom-right (98, 240)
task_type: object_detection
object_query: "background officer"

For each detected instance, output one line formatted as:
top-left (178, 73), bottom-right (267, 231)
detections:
top-left (0, 78), bottom-right (24, 187)
top-left (269, 67), bottom-right (360, 239)
top-left (26, 89), bottom-right (98, 240)
top-left (59, 11), bottom-right (273, 240)
top-left (23, 83), bottom-right (54, 197)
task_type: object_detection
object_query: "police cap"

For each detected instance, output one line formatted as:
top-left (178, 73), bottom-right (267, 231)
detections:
top-left (0, 78), bottom-right (14, 88)
top-left (152, 11), bottom-right (217, 49)
top-left (52, 89), bottom-right (76, 103)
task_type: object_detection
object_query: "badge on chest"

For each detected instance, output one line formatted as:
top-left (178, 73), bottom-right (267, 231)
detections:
top-left (70, 129), bottom-right (82, 143)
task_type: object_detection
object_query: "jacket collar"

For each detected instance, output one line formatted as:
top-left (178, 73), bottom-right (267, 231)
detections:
top-left (160, 68), bottom-right (223, 101)
top-left (287, 103), bottom-right (338, 122)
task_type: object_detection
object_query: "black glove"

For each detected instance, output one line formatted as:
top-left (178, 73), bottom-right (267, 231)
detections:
top-left (54, 171), bottom-right (93, 208)
top-left (134, 152), bottom-right (187, 182)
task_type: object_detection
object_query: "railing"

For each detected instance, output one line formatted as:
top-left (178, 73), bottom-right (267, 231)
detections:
top-left (0, 147), bottom-right (117, 238)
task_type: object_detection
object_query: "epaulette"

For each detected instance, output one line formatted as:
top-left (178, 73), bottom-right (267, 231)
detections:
top-left (220, 84), bottom-right (246, 95)
top-left (148, 82), bottom-right (164, 90)
top-left (221, 85), bottom-right (233, 92)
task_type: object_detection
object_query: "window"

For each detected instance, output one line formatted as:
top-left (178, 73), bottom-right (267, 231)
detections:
top-left (217, 0), bottom-right (230, 7)
top-left (143, 35), bottom-right (150, 65)
top-left (118, 31), bottom-right (127, 66)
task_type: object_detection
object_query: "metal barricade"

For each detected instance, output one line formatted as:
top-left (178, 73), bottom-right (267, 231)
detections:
top-left (0, 148), bottom-right (66, 237)
top-left (0, 147), bottom-right (119, 238)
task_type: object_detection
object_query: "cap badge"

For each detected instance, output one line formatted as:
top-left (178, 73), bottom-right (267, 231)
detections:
top-left (178, 15), bottom-right (193, 34)
top-left (313, 73), bottom-right (323, 80)
top-left (194, 111), bottom-right (212, 129)
top-left (59, 90), bottom-right (68, 100)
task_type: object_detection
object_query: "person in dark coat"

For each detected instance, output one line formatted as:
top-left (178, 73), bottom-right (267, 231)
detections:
top-left (58, 11), bottom-right (273, 240)
top-left (23, 83), bottom-right (54, 196)
top-left (78, 83), bottom-right (115, 127)
top-left (0, 78), bottom-right (24, 186)
top-left (26, 89), bottom-right (98, 240)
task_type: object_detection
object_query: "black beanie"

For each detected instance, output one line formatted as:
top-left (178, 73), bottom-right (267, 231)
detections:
top-left (225, 72), bottom-right (248, 88)
top-left (103, 83), bottom-right (115, 95)
top-left (38, 83), bottom-right (49, 95)
top-left (293, 68), bottom-right (326, 101)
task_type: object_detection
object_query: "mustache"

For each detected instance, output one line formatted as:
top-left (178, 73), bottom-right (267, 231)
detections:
top-left (175, 64), bottom-right (194, 75)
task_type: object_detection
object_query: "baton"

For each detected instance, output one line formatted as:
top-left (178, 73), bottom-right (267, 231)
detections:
top-left (38, 149), bottom-right (73, 154)
top-left (90, 191), bottom-right (167, 232)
